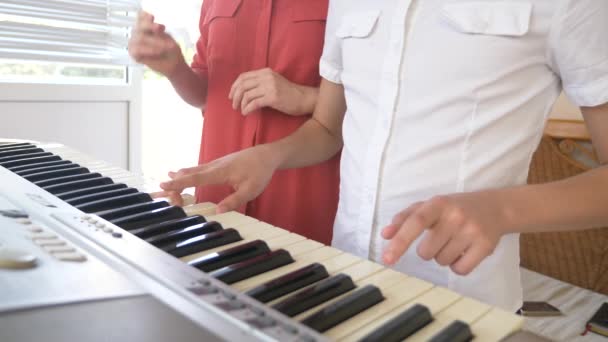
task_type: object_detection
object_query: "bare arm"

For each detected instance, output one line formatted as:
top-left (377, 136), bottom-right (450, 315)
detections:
top-left (503, 102), bottom-right (608, 233)
top-left (382, 103), bottom-right (608, 274)
top-left (267, 78), bottom-right (346, 169)
top-left (167, 60), bottom-right (208, 109)
top-left (160, 78), bottom-right (346, 211)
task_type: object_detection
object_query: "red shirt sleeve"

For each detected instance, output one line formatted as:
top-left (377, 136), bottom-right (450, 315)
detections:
top-left (191, 0), bottom-right (212, 77)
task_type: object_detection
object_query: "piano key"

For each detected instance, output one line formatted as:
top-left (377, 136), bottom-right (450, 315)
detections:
top-left (111, 206), bottom-right (187, 230)
top-left (184, 234), bottom-right (320, 285)
top-left (23, 167), bottom-right (90, 182)
top-left (179, 222), bottom-right (291, 263)
top-left (0, 151), bottom-right (53, 163)
top-left (161, 228), bottom-right (243, 258)
top-left (96, 200), bottom-right (169, 221)
top-left (378, 297), bottom-right (491, 342)
top-left (210, 249), bottom-right (295, 284)
top-left (272, 274), bottom-right (356, 317)
top-left (184, 202), bottom-right (218, 217)
top-left (357, 304), bottom-right (433, 342)
top-left (325, 273), bottom-right (434, 340)
top-left (0, 155), bottom-right (62, 168)
top-left (205, 211), bottom-right (259, 228)
top-left (469, 307), bottom-right (523, 341)
top-left (0, 142), bottom-right (35, 151)
top-left (130, 215), bottom-right (207, 239)
top-left (15, 163), bottom-right (81, 177)
top-left (42, 176), bottom-right (114, 194)
top-left (301, 285), bottom-right (385, 332)
top-left (75, 192), bottom-right (153, 213)
top-left (66, 187), bottom-right (139, 206)
top-left (340, 287), bottom-right (462, 342)
top-left (146, 221), bottom-right (223, 246)
top-left (55, 183), bottom-right (129, 201)
top-left (428, 321), bottom-right (472, 342)
top-left (232, 246), bottom-right (342, 292)
top-left (288, 265), bottom-right (406, 325)
top-left (189, 240), bottom-right (270, 272)
top-left (0, 147), bottom-right (44, 158)
top-left (7, 160), bottom-right (73, 172)
top-left (34, 172), bottom-right (103, 188)
top-left (245, 263), bottom-right (329, 303)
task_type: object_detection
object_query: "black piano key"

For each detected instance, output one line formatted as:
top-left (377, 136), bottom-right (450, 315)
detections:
top-left (111, 206), bottom-right (186, 230)
top-left (66, 187), bottom-right (139, 206)
top-left (0, 155), bottom-right (61, 168)
top-left (272, 274), bottom-right (355, 317)
top-left (0, 142), bottom-right (35, 151)
top-left (23, 167), bottom-right (89, 182)
top-left (161, 228), bottom-right (243, 258)
top-left (246, 263), bottom-right (329, 303)
top-left (359, 304), bottom-right (433, 342)
top-left (15, 163), bottom-right (81, 177)
top-left (96, 200), bottom-right (168, 221)
top-left (189, 240), bottom-right (270, 273)
top-left (42, 177), bottom-right (114, 194)
top-left (146, 221), bottom-right (223, 246)
top-left (7, 160), bottom-right (72, 172)
top-left (211, 249), bottom-right (294, 285)
top-left (55, 183), bottom-right (129, 201)
top-left (301, 285), bottom-right (385, 332)
top-left (34, 172), bottom-right (103, 188)
top-left (428, 321), bottom-right (473, 342)
top-left (0, 151), bottom-right (53, 163)
top-left (0, 147), bottom-right (44, 159)
top-left (130, 215), bottom-right (207, 239)
top-left (76, 192), bottom-right (153, 213)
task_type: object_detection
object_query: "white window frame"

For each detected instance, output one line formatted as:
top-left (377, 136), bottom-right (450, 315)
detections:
top-left (0, 67), bottom-right (143, 172)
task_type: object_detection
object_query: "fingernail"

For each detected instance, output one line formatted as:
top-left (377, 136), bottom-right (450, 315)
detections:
top-left (383, 251), bottom-right (394, 264)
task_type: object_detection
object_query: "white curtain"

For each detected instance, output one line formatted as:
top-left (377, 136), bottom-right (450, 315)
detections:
top-left (0, 0), bottom-right (140, 65)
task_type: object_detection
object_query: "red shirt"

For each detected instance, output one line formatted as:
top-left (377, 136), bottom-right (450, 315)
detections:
top-left (191, 0), bottom-right (339, 244)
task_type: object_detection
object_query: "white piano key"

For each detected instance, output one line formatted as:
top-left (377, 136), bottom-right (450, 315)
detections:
top-left (340, 286), bottom-right (462, 342)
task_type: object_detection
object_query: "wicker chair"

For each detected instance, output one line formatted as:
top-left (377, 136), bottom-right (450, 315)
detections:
top-left (521, 121), bottom-right (608, 295)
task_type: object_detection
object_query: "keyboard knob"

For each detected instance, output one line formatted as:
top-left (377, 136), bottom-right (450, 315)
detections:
top-left (0, 248), bottom-right (38, 269)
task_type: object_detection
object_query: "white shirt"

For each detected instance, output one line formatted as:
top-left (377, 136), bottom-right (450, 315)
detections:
top-left (320, 0), bottom-right (608, 311)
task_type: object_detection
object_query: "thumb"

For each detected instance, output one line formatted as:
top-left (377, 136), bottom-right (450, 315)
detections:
top-left (217, 189), bottom-right (251, 214)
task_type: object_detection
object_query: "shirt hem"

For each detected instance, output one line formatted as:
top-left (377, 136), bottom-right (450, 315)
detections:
top-left (564, 74), bottom-right (608, 107)
top-left (320, 59), bottom-right (343, 84)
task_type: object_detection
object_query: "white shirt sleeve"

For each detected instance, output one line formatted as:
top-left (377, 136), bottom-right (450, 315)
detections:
top-left (548, 0), bottom-right (608, 107)
top-left (319, 0), bottom-right (343, 84)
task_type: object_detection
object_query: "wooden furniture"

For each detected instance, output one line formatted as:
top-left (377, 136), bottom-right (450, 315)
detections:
top-left (521, 119), bottom-right (608, 295)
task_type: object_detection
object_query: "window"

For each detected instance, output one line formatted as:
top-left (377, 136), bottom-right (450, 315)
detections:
top-left (0, 59), bottom-right (127, 84)
top-left (0, 0), bottom-right (139, 84)
top-left (140, 0), bottom-right (203, 183)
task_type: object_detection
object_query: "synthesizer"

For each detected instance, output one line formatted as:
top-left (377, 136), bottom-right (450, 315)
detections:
top-left (0, 140), bottom-right (541, 342)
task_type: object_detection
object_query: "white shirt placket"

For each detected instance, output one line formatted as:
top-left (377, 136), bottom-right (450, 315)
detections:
top-left (365, 0), bottom-right (416, 262)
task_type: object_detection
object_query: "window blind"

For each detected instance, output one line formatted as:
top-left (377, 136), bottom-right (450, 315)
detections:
top-left (0, 0), bottom-right (140, 65)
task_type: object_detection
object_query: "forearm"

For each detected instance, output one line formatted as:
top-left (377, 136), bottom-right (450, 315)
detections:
top-left (259, 79), bottom-right (345, 170)
top-left (260, 118), bottom-right (342, 170)
top-left (168, 60), bottom-right (208, 109)
top-left (293, 85), bottom-right (319, 115)
top-left (499, 165), bottom-right (608, 233)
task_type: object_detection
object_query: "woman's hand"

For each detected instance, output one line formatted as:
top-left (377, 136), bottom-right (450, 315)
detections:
top-left (128, 11), bottom-right (187, 78)
top-left (229, 68), bottom-right (318, 116)
top-left (160, 145), bottom-right (281, 213)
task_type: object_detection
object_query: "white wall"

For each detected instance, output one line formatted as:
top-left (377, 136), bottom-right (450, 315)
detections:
top-left (0, 72), bottom-right (142, 171)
